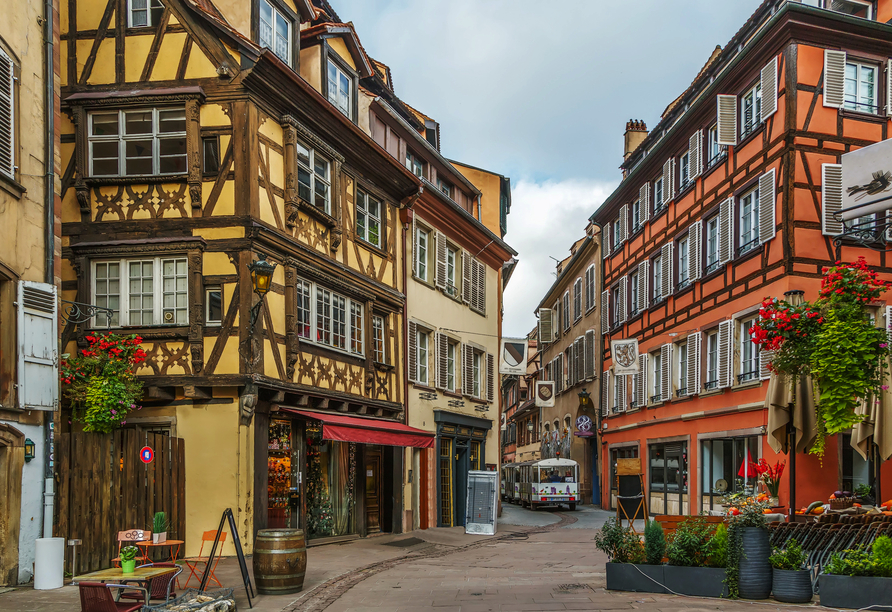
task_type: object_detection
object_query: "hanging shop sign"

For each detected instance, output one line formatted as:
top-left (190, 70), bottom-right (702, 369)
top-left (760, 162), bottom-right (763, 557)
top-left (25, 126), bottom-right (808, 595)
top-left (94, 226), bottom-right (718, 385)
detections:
top-left (535, 381), bottom-right (555, 407)
top-left (839, 138), bottom-right (892, 221)
top-left (499, 338), bottom-right (528, 376)
top-left (611, 339), bottom-right (640, 375)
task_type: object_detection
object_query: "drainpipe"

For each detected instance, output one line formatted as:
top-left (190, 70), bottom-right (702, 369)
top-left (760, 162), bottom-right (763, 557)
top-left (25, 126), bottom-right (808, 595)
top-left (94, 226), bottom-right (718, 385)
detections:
top-left (42, 0), bottom-right (56, 539)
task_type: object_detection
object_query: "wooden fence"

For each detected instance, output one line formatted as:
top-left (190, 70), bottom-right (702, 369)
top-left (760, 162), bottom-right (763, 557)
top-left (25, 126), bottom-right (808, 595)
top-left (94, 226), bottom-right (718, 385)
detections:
top-left (55, 429), bottom-right (185, 575)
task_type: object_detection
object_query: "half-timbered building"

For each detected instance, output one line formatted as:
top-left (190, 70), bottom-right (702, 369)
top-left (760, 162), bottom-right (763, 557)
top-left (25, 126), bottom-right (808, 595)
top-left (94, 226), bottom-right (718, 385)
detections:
top-left (594, 0), bottom-right (892, 515)
top-left (56, 0), bottom-right (439, 558)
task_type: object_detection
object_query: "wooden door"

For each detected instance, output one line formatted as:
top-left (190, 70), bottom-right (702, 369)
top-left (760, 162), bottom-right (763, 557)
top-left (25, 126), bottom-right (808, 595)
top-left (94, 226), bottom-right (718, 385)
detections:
top-left (365, 448), bottom-right (382, 534)
top-left (419, 448), bottom-right (429, 530)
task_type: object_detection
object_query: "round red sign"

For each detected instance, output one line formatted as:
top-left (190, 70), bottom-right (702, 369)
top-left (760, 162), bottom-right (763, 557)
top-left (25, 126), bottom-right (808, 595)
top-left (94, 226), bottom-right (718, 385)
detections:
top-left (140, 446), bottom-right (154, 464)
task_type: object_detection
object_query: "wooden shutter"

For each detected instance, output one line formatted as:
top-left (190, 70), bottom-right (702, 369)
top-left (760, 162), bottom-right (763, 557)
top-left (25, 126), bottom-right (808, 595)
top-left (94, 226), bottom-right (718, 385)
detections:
top-left (487, 353), bottom-right (495, 402)
top-left (17, 281), bottom-right (58, 410)
top-left (718, 320), bottom-right (734, 389)
top-left (407, 321), bottom-right (418, 383)
top-left (619, 204), bottom-right (628, 244)
top-left (662, 159), bottom-right (673, 204)
top-left (822, 163), bottom-right (844, 236)
top-left (0, 48), bottom-right (13, 178)
top-left (584, 329), bottom-right (596, 380)
top-left (689, 130), bottom-right (702, 180)
top-left (635, 353), bottom-right (648, 408)
top-left (716, 94), bottom-right (738, 146)
top-left (601, 370), bottom-right (609, 416)
top-left (639, 183), bottom-right (650, 222)
top-left (660, 242), bottom-right (673, 298)
top-left (576, 337), bottom-right (585, 383)
top-left (603, 227), bottom-right (610, 259)
top-left (759, 169), bottom-right (776, 244)
top-left (823, 50), bottom-right (846, 108)
top-left (476, 260), bottom-right (486, 314)
top-left (462, 343), bottom-right (474, 396)
top-left (637, 260), bottom-right (648, 311)
top-left (538, 308), bottom-right (555, 344)
top-left (435, 332), bottom-right (448, 390)
top-left (585, 265), bottom-right (595, 312)
top-left (660, 343), bottom-right (672, 402)
top-left (568, 346), bottom-right (576, 388)
top-left (435, 230), bottom-right (447, 289)
top-left (555, 354), bottom-right (563, 395)
top-left (618, 276), bottom-right (627, 324)
top-left (470, 258), bottom-right (481, 312)
top-left (461, 250), bottom-right (472, 304)
top-left (887, 59), bottom-right (892, 116)
top-left (761, 56), bottom-right (778, 121)
top-left (616, 375), bottom-right (626, 413)
top-left (686, 332), bottom-right (701, 397)
top-left (689, 220), bottom-right (702, 282)
top-left (719, 197), bottom-right (734, 264)
top-left (601, 290), bottom-right (609, 333)
top-left (759, 349), bottom-right (774, 381)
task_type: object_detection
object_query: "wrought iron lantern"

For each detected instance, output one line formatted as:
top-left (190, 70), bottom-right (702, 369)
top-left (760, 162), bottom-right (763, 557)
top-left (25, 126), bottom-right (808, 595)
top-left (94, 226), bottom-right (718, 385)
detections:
top-left (248, 254), bottom-right (276, 298)
top-left (24, 438), bottom-right (36, 462)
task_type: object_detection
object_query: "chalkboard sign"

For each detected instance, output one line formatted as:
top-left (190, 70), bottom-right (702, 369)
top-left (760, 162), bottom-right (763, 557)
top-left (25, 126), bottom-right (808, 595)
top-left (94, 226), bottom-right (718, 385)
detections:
top-left (199, 508), bottom-right (255, 608)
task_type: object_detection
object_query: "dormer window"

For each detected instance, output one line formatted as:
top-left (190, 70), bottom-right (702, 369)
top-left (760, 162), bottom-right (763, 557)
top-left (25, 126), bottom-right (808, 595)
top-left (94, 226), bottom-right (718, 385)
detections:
top-left (800, 0), bottom-right (872, 19)
top-left (406, 150), bottom-right (424, 178)
top-left (437, 177), bottom-right (453, 199)
top-left (327, 60), bottom-right (353, 119)
top-left (129, 0), bottom-right (164, 28)
top-left (258, 0), bottom-right (293, 66)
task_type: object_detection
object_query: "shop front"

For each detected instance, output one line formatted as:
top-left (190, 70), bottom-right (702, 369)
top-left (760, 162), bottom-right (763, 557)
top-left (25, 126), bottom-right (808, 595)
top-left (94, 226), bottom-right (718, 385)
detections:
top-left (260, 410), bottom-right (435, 543)
top-left (434, 410), bottom-right (492, 528)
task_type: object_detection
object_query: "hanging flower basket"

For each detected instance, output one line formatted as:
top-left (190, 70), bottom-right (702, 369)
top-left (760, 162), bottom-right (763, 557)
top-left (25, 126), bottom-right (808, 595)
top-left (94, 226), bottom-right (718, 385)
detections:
top-left (60, 334), bottom-right (147, 433)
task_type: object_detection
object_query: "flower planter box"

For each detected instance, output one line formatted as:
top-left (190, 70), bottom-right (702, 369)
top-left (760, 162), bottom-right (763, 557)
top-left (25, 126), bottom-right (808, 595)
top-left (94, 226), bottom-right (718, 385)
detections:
top-left (605, 563), bottom-right (667, 594)
top-left (819, 575), bottom-right (892, 611)
top-left (663, 566), bottom-right (729, 598)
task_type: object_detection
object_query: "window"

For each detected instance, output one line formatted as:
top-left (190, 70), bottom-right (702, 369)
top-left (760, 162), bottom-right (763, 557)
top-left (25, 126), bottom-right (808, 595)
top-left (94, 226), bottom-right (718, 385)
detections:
top-left (612, 218), bottom-right (621, 251)
top-left (739, 318), bottom-right (758, 383)
top-left (650, 351), bottom-right (662, 403)
top-left (707, 124), bottom-right (726, 167)
top-left (841, 432), bottom-right (872, 494)
top-left (562, 292), bottom-right (570, 332)
top-left (0, 48), bottom-right (14, 180)
top-left (678, 235), bottom-right (689, 288)
top-left (372, 315), bottom-right (385, 363)
top-left (705, 330), bottom-right (719, 390)
top-left (472, 351), bottom-right (481, 398)
top-left (676, 342), bottom-right (688, 396)
top-left (437, 177), bottom-right (453, 199)
top-left (585, 265), bottom-right (596, 312)
top-left (296, 279), bottom-right (312, 339)
top-left (446, 341), bottom-right (456, 392)
top-left (701, 436), bottom-right (759, 511)
top-left (92, 257), bottom-right (188, 328)
top-left (202, 137), bottom-right (220, 175)
top-left (406, 150), bottom-right (424, 178)
top-left (611, 285), bottom-right (621, 326)
top-left (89, 109), bottom-right (186, 177)
top-left (739, 186), bottom-right (760, 255)
top-left (415, 226), bottom-right (429, 281)
top-left (653, 177), bottom-right (664, 211)
top-left (258, 0), bottom-right (292, 65)
top-left (631, 199), bottom-right (641, 232)
top-left (629, 270), bottom-right (639, 315)
top-left (844, 62), bottom-right (877, 113)
top-left (705, 216), bottom-right (720, 274)
top-left (316, 288), bottom-right (346, 350)
top-left (296, 142), bottom-right (331, 213)
top-left (445, 246), bottom-right (458, 297)
top-left (740, 82), bottom-right (762, 139)
top-left (129, 0), bottom-right (164, 27)
top-left (350, 302), bottom-right (363, 355)
top-left (573, 278), bottom-right (582, 322)
top-left (653, 254), bottom-right (663, 302)
top-left (612, 374), bottom-right (623, 412)
top-left (327, 59), bottom-right (352, 119)
top-left (417, 330), bottom-right (429, 385)
top-left (679, 151), bottom-right (690, 190)
top-left (801, 0), bottom-right (873, 19)
top-left (649, 442), bottom-right (688, 515)
top-left (205, 286), bottom-right (222, 325)
top-left (295, 279), bottom-right (364, 355)
top-left (356, 191), bottom-right (382, 248)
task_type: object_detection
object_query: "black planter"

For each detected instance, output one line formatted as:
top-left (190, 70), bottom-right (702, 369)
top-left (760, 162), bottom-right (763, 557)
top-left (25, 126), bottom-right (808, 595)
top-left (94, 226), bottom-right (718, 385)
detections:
top-left (663, 565), bottom-right (729, 598)
top-left (819, 575), bottom-right (892, 611)
top-left (738, 527), bottom-right (772, 599)
top-left (772, 568), bottom-right (813, 603)
top-left (605, 562), bottom-right (667, 594)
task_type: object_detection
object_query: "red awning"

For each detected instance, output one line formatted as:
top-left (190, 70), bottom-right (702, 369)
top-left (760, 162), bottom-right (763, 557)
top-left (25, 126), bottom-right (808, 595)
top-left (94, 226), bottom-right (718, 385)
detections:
top-left (282, 410), bottom-right (435, 449)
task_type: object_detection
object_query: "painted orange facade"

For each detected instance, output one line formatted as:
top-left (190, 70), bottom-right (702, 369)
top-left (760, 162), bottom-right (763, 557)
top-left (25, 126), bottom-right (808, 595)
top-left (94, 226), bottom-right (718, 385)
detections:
top-left (593, 0), bottom-right (892, 515)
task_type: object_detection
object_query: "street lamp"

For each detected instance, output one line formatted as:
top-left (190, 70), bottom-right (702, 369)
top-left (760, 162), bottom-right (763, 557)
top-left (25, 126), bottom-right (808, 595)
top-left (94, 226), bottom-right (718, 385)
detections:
top-left (577, 389), bottom-right (593, 411)
top-left (527, 420), bottom-right (534, 433)
top-left (247, 254), bottom-right (276, 328)
top-left (24, 438), bottom-right (35, 463)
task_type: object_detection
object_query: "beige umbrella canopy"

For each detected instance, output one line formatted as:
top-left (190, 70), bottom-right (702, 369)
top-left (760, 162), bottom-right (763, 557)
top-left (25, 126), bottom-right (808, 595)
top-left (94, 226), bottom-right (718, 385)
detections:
top-left (766, 373), bottom-right (818, 454)
top-left (852, 376), bottom-right (892, 462)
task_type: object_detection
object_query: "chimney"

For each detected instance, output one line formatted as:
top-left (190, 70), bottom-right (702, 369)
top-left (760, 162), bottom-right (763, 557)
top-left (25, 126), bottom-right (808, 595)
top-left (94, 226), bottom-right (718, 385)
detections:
top-left (623, 119), bottom-right (648, 161)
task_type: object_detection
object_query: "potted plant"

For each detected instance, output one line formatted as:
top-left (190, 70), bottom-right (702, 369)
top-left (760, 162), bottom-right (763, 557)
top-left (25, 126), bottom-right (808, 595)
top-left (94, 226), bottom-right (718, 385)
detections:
top-left (596, 518), bottom-right (664, 593)
top-left (769, 539), bottom-right (812, 603)
top-left (820, 535), bottom-right (892, 611)
top-left (152, 512), bottom-right (168, 544)
top-left (643, 519), bottom-right (665, 566)
top-left (662, 516), bottom-right (729, 598)
top-left (854, 483), bottom-right (875, 506)
top-left (752, 459), bottom-right (784, 507)
top-left (120, 545), bottom-right (139, 574)
top-left (726, 500), bottom-right (772, 599)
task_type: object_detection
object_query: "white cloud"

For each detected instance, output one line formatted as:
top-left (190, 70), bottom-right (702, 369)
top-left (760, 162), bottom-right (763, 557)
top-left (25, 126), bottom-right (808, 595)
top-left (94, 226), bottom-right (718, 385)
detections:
top-left (502, 178), bottom-right (617, 338)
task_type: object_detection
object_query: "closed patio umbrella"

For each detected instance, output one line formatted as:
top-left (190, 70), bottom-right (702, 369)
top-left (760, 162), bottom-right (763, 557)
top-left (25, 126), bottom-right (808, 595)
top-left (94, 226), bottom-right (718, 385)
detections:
top-left (852, 375), bottom-right (892, 503)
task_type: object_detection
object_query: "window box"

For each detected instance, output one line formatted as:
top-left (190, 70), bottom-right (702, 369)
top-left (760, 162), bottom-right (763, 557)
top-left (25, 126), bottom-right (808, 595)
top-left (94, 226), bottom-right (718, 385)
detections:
top-left (606, 563), bottom-right (667, 594)
top-left (818, 575), bottom-right (892, 611)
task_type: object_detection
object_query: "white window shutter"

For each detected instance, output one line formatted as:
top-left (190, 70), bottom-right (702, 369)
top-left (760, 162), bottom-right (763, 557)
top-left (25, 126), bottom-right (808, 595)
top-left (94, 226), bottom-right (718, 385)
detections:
top-left (538, 308), bottom-right (555, 344)
top-left (584, 329), bottom-right (596, 380)
top-left (823, 50), bottom-right (847, 108)
top-left (601, 370), bottom-right (609, 417)
top-left (660, 343), bottom-right (672, 402)
top-left (601, 290), bottom-right (609, 333)
top-left (618, 276), bottom-right (627, 324)
top-left (639, 183), bottom-right (650, 222)
top-left (717, 94), bottom-right (738, 146)
top-left (661, 242), bottom-right (673, 298)
top-left (476, 260), bottom-right (486, 314)
top-left (689, 130), bottom-right (702, 179)
top-left (759, 169), bottom-right (776, 244)
top-left (461, 250), bottom-right (472, 304)
top-left (17, 281), bottom-right (58, 410)
top-left (686, 332), bottom-right (701, 396)
top-left (635, 353), bottom-right (647, 408)
top-left (586, 265), bottom-right (595, 312)
top-left (886, 59), bottom-right (892, 117)
top-left (603, 228), bottom-right (610, 259)
top-left (619, 205), bottom-right (628, 244)
top-left (662, 159), bottom-right (673, 204)
top-left (759, 348), bottom-right (774, 381)
top-left (436, 332), bottom-right (448, 390)
top-left (718, 320), bottom-right (734, 389)
top-left (0, 48), bottom-right (13, 178)
top-left (435, 231), bottom-right (447, 289)
top-left (885, 305), bottom-right (892, 342)
top-left (408, 321), bottom-right (418, 383)
top-left (822, 163), bottom-right (844, 236)
top-left (761, 56), bottom-right (778, 121)
top-left (487, 353), bottom-right (495, 402)
top-left (719, 197), bottom-right (734, 264)
top-left (638, 260), bottom-right (648, 311)
top-left (411, 218), bottom-right (418, 278)
top-left (616, 375), bottom-right (626, 413)
top-left (689, 220), bottom-right (702, 281)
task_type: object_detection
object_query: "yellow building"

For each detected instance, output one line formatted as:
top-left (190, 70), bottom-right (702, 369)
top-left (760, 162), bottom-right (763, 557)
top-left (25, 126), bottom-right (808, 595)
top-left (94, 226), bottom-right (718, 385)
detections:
top-left (0, 0), bottom-right (61, 586)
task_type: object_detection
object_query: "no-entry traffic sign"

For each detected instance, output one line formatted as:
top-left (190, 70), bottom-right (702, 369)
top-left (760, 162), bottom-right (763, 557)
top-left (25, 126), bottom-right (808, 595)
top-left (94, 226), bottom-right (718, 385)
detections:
top-left (140, 446), bottom-right (154, 464)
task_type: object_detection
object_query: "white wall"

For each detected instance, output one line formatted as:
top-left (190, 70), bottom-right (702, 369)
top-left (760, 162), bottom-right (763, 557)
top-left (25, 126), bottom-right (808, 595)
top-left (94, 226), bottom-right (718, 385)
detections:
top-left (11, 421), bottom-right (47, 584)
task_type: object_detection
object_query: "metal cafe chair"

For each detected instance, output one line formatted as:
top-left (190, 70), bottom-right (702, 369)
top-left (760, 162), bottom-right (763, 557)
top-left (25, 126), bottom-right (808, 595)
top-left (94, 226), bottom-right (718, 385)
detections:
top-left (183, 530), bottom-right (227, 588)
top-left (78, 582), bottom-right (147, 612)
top-left (119, 562), bottom-right (182, 605)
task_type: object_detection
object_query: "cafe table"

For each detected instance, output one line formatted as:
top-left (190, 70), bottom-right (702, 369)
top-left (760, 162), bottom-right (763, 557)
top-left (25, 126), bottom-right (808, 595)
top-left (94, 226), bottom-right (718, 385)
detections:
top-left (73, 565), bottom-right (178, 604)
top-left (137, 539), bottom-right (185, 563)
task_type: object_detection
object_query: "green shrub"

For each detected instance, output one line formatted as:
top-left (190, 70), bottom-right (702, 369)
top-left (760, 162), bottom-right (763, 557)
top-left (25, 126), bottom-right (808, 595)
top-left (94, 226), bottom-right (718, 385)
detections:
top-left (594, 518), bottom-right (644, 564)
top-left (825, 536), bottom-right (892, 577)
top-left (873, 535), bottom-right (892, 577)
top-left (707, 523), bottom-right (729, 568)
top-left (643, 520), bottom-right (666, 566)
top-left (666, 516), bottom-right (712, 567)
top-left (769, 539), bottom-right (807, 570)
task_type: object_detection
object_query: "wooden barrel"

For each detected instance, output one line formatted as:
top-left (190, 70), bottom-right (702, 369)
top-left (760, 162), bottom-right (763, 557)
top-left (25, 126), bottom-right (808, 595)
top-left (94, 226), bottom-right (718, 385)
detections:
top-left (253, 528), bottom-right (307, 595)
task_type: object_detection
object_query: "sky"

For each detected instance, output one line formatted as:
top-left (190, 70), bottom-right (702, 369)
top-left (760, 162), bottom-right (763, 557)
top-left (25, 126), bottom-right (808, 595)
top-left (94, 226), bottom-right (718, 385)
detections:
top-left (332, 0), bottom-right (764, 336)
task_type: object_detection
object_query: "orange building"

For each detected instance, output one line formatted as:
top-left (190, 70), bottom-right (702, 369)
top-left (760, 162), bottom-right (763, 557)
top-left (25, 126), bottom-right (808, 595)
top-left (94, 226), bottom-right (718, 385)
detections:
top-left (593, 0), bottom-right (892, 515)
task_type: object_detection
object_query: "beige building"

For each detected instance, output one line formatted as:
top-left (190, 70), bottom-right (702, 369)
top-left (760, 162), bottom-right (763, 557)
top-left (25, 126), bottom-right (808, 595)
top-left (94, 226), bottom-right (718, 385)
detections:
top-left (0, 0), bottom-right (61, 586)
top-left (506, 327), bottom-right (541, 464)
top-left (535, 224), bottom-right (602, 505)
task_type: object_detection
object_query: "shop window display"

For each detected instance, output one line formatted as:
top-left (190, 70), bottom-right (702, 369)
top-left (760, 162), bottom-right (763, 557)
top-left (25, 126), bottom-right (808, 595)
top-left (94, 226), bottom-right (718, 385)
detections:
top-left (268, 420), bottom-right (295, 528)
top-left (305, 423), bottom-right (357, 539)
